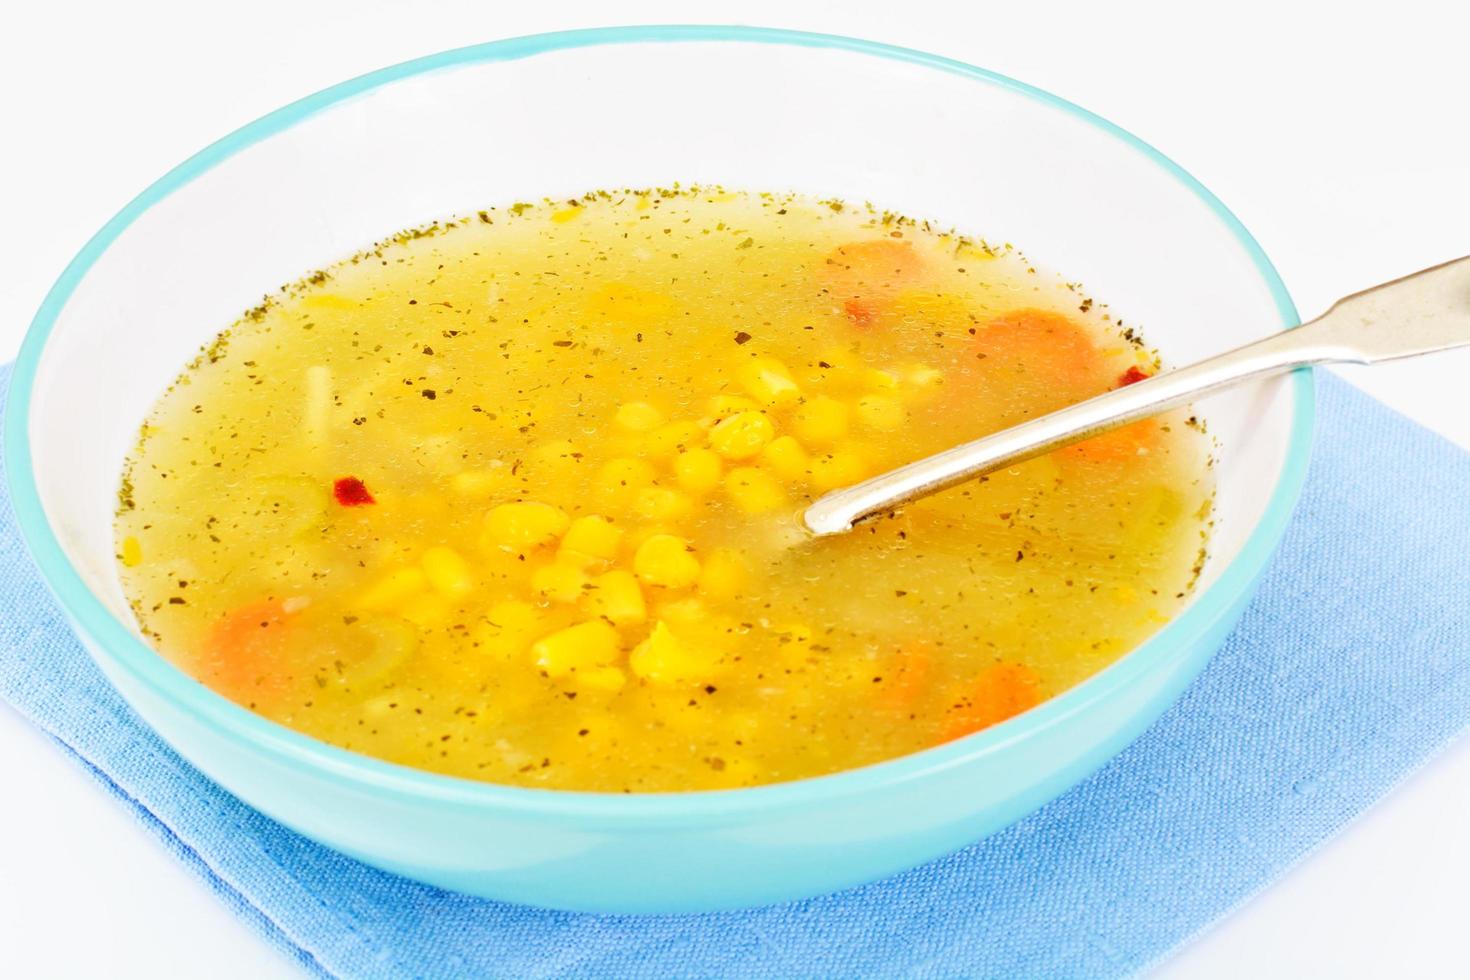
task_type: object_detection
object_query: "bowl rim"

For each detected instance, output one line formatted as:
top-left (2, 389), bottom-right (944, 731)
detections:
top-left (2, 25), bottom-right (1313, 823)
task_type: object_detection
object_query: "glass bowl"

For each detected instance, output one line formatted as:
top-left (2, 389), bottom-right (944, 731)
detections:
top-left (3, 26), bottom-right (1311, 912)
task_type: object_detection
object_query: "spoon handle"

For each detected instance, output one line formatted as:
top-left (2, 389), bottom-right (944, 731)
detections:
top-left (803, 254), bottom-right (1470, 537)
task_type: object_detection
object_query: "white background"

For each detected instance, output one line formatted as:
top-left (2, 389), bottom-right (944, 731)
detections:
top-left (2, 2), bottom-right (1468, 976)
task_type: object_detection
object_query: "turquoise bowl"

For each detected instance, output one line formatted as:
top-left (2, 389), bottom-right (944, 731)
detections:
top-left (3, 26), bottom-right (1311, 912)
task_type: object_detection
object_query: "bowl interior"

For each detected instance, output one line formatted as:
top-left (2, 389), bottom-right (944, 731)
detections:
top-left (18, 31), bottom-right (1299, 735)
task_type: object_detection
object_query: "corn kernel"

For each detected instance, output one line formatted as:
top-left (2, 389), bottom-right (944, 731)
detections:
top-left (642, 419), bottom-right (704, 457)
top-left (472, 599), bottom-right (542, 660)
top-left (357, 567), bottom-right (428, 610)
top-left (725, 467), bottom-right (786, 514)
top-left (421, 546), bottom-right (476, 599)
top-left (674, 447), bottom-right (723, 494)
top-left (634, 534), bottom-right (701, 588)
top-left (760, 436), bottom-right (809, 482)
top-left (531, 561), bottom-right (591, 603)
top-left (810, 450), bottom-right (869, 491)
top-left (635, 485), bottom-right (693, 522)
top-left (614, 400), bottom-right (664, 432)
top-left (120, 536), bottom-right (143, 568)
top-left (575, 665), bottom-right (628, 694)
top-left (585, 568), bottom-right (646, 625)
top-left (698, 548), bottom-right (749, 600)
top-left (629, 621), bottom-right (725, 685)
top-left (738, 356), bottom-right (801, 407)
top-left (483, 502), bottom-right (568, 553)
top-left (793, 397), bottom-right (849, 445)
top-left (550, 205), bottom-right (582, 224)
top-left (400, 592), bottom-right (452, 628)
top-left (709, 411), bottom-right (775, 460)
top-left (450, 465), bottom-right (509, 498)
top-left (596, 457), bottom-right (657, 493)
top-left (531, 621), bottom-right (621, 678)
top-left (561, 514), bottom-right (623, 560)
top-left (856, 394), bottom-right (906, 432)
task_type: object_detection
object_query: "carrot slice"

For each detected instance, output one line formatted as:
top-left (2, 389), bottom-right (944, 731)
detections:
top-left (937, 662), bottom-right (1042, 743)
top-left (925, 308), bottom-right (1107, 433)
top-left (822, 239), bottom-right (926, 327)
top-left (969, 309), bottom-right (1103, 391)
top-left (826, 239), bottom-right (925, 288)
top-left (1054, 363), bottom-right (1161, 462)
top-left (200, 599), bottom-right (296, 705)
top-left (1060, 417), bottom-right (1160, 463)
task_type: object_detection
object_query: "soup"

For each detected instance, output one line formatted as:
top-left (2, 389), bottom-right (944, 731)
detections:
top-left (115, 188), bottom-right (1211, 791)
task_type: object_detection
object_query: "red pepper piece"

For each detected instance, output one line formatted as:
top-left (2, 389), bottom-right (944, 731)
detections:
top-left (1118, 365), bottom-right (1152, 387)
top-left (333, 476), bottom-right (375, 506)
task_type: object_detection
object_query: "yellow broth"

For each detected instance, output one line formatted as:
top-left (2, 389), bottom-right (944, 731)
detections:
top-left (115, 189), bottom-right (1212, 791)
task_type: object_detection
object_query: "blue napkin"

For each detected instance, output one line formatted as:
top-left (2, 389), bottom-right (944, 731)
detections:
top-left (3, 365), bottom-right (1469, 979)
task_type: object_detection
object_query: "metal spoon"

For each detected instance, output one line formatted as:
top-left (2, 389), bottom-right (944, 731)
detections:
top-left (803, 254), bottom-right (1470, 537)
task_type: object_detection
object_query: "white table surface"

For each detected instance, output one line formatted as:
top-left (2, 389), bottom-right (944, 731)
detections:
top-left (3, 2), bottom-right (1467, 976)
